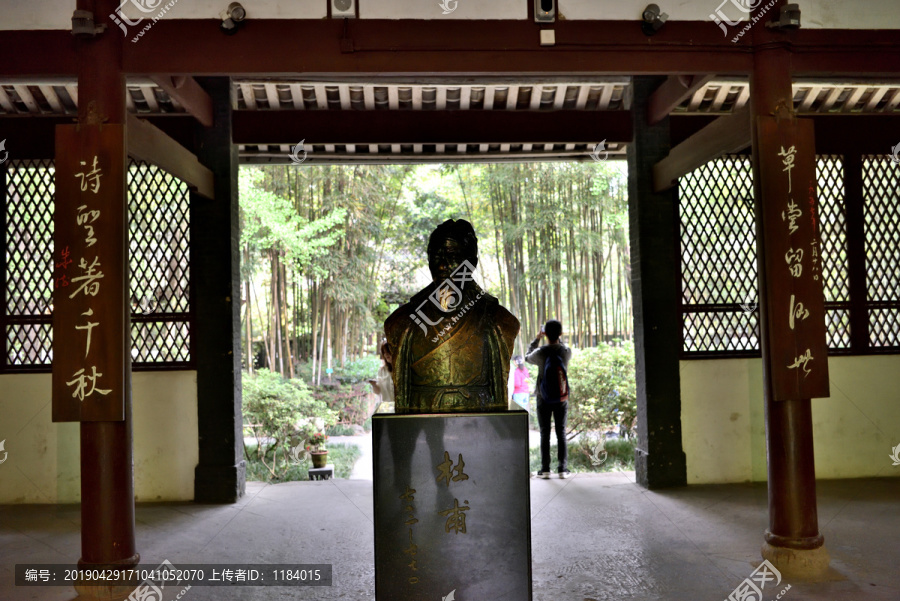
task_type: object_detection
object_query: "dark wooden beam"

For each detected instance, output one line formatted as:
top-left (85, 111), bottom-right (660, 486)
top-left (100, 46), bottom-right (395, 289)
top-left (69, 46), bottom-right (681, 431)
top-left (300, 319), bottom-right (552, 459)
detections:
top-left (1, 22), bottom-right (899, 78)
top-left (647, 74), bottom-right (715, 125)
top-left (128, 20), bottom-right (751, 76)
top-left (127, 114), bottom-right (214, 199)
top-left (149, 75), bottom-right (214, 127)
top-left (653, 104), bottom-right (751, 192)
top-left (5, 112), bottom-right (897, 161)
top-left (232, 109), bottom-right (633, 146)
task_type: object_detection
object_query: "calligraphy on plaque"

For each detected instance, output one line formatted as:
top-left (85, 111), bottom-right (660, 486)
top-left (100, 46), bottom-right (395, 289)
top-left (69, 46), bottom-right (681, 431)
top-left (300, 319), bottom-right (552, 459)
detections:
top-left (52, 125), bottom-right (127, 422)
top-left (757, 116), bottom-right (830, 401)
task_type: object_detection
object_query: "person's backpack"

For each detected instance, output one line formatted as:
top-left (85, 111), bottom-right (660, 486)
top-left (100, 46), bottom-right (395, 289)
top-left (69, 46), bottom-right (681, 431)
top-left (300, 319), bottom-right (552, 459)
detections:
top-left (540, 353), bottom-right (569, 403)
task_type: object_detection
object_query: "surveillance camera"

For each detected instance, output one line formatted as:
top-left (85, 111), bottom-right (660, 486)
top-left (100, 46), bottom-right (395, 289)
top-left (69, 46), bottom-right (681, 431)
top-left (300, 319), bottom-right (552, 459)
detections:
top-left (220, 2), bottom-right (246, 34)
top-left (641, 3), bottom-right (668, 35)
top-left (534, 0), bottom-right (556, 23)
top-left (766, 3), bottom-right (801, 30)
top-left (222, 2), bottom-right (246, 22)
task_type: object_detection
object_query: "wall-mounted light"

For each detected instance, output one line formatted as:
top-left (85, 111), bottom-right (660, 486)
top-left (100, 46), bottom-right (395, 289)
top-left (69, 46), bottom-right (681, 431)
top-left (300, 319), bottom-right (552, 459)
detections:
top-left (641, 4), bottom-right (668, 36)
top-left (220, 2), bottom-right (246, 35)
top-left (71, 10), bottom-right (107, 37)
top-left (332, 0), bottom-right (357, 18)
top-left (534, 0), bottom-right (556, 23)
top-left (766, 3), bottom-right (801, 30)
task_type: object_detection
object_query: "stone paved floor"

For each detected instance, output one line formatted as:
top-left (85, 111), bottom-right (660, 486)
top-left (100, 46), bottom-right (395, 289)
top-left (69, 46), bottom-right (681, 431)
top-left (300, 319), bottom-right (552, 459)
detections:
top-left (1, 473), bottom-right (898, 600)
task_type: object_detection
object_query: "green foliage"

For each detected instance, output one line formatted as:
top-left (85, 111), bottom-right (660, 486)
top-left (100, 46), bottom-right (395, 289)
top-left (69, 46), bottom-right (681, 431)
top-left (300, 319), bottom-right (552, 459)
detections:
top-left (315, 383), bottom-right (374, 427)
top-left (240, 168), bottom-right (346, 276)
top-left (325, 423), bottom-right (358, 436)
top-left (565, 342), bottom-right (637, 440)
top-left (528, 436), bottom-right (635, 473)
top-left (244, 442), bottom-right (362, 482)
top-left (242, 369), bottom-right (338, 473)
top-left (335, 354), bottom-right (381, 384)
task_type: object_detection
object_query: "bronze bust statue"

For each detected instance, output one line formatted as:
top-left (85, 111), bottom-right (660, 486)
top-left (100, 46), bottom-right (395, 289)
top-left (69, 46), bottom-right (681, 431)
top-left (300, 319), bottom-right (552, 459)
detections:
top-left (384, 219), bottom-right (520, 413)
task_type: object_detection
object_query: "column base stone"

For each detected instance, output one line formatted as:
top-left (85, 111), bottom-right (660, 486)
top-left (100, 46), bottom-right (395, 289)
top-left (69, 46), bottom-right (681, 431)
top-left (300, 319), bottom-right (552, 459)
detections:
top-left (761, 542), bottom-right (830, 579)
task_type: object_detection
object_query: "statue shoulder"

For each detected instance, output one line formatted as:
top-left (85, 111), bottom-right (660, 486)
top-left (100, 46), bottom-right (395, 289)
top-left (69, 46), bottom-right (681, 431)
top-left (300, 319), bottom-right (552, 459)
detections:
top-left (494, 304), bottom-right (521, 337)
top-left (384, 303), bottom-right (412, 339)
top-left (480, 293), bottom-right (520, 337)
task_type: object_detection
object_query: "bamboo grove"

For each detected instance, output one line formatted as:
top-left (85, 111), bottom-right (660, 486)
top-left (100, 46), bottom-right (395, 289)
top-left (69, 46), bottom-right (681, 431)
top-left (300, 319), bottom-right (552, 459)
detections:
top-left (240, 161), bottom-right (632, 378)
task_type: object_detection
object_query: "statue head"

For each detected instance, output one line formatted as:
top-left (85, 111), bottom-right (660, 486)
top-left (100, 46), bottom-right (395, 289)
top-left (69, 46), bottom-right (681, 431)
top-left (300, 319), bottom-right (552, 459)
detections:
top-left (427, 219), bottom-right (478, 282)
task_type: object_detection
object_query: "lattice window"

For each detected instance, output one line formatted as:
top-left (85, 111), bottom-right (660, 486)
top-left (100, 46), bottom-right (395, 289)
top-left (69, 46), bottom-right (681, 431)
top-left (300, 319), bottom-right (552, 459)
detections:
top-left (3, 160), bottom-right (192, 370)
top-left (863, 155), bottom-right (900, 348)
top-left (817, 155), bottom-right (851, 349)
top-left (6, 160), bottom-right (55, 317)
top-left (679, 155), bottom-right (758, 354)
top-left (679, 154), bottom-right (856, 356)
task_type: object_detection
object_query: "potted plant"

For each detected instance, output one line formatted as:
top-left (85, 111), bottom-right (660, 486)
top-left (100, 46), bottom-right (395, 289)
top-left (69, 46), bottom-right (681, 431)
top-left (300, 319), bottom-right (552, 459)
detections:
top-left (307, 432), bottom-right (329, 468)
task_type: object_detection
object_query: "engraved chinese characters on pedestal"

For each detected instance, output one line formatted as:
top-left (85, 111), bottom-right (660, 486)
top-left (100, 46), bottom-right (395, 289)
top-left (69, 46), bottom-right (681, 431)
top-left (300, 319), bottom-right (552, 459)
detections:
top-left (52, 125), bottom-right (127, 422)
top-left (383, 219), bottom-right (520, 414)
top-left (373, 413), bottom-right (532, 601)
top-left (758, 117), bottom-right (830, 401)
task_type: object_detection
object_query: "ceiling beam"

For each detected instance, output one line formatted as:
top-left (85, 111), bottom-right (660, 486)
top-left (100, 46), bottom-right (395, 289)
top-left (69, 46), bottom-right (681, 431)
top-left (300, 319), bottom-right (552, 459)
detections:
top-left (648, 74), bottom-right (716, 125)
top-left (149, 75), bottom-right (214, 127)
top-left (3, 113), bottom-right (896, 162)
top-left (126, 114), bottom-right (214, 199)
top-left (232, 109), bottom-right (634, 146)
top-left (653, 104), bottom-right (752, 192)
top-left (1, 22), bottom-right (899, 78)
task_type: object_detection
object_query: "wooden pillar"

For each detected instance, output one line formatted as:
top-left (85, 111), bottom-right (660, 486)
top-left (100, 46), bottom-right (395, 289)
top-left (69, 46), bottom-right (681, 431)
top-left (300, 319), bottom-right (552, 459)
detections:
top-left (750, 35), bottom-right (830, 575)
top-left (843, 152), bottom-right (868, 353)
top-left (627, 76), bottom-right (687, 489)
top-left (69, 0), bottom-right (138, 591)
top-left (191, 77), bottom-right (246, 503)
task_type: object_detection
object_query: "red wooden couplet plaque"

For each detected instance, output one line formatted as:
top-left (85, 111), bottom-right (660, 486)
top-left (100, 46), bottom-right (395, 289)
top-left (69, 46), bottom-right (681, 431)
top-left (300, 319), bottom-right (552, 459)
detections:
top-left (757, 116), bottom-right (830, 401)
top-left (52, 124), bottom-right (127, 422)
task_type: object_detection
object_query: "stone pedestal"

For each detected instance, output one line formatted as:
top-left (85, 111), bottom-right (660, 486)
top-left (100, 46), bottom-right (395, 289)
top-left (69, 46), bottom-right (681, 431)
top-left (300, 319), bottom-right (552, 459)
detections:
top-left (373, 412), bottom-right (532, 600)
top-left (762, 543), bottom-right (831, 579)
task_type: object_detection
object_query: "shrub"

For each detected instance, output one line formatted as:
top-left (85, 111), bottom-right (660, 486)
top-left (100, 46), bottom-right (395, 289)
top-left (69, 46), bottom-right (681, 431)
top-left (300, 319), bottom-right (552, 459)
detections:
top-left (565, 341), bottom-right (637, 440)
top-left (528, 436), bottom-right (636, 473)
top-left (325, 423), bottom-right (357, 436)
top-left (242, 369), bottom-right (337, 478)
top-left (335, 354), bottom-right (381, 384)
top-left (244, 441), bottom-right (362, 482)
top-left (315, 382), bottom-right (374, 427)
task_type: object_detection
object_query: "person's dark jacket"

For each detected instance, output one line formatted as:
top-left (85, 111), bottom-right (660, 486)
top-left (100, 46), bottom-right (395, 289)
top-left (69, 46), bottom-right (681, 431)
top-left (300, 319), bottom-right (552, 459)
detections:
top-left (525, 338), bottom-right (571, 403)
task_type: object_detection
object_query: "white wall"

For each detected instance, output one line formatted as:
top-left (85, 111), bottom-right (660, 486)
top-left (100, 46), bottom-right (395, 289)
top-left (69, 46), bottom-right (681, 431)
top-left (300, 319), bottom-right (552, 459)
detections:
top-left (559, 0), bottom-right (900, 28)
top-left (0, 371), bottom-right (198, 503)
top-left (681, 355), bottom-right (900, 484)
top-left (1, 0), bottom-right (896, 29)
